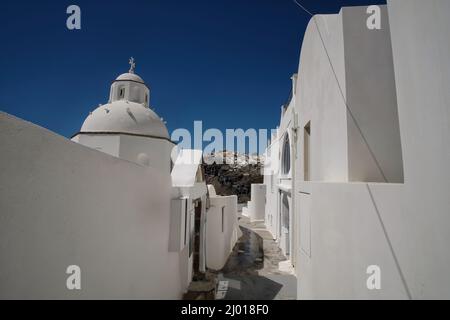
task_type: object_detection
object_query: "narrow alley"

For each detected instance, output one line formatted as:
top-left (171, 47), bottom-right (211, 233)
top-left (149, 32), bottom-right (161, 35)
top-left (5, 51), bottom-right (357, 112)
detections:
top-left (212, 216), bottom-right (297, 300)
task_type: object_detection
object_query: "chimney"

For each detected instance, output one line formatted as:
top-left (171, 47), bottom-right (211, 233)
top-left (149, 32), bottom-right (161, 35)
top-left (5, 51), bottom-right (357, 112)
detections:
top-left (291, 73), bottom-right (298, 96)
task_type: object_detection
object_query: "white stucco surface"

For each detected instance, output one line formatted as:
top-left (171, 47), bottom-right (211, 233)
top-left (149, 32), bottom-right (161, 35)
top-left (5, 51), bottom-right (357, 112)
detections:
top-left (297, 182), bottom-right (407, 299)
top-left (206, 186), bottom-right (239, 271)
top-left (0, 112), bottom-right (183, 299)
top-left (119, 134), bottom-right (173, 172)
top-left (80, 101), bottom-right (169, 139)
top-left (171, 149), bottom-right (203, 187)
top-left (75, 134), bottom-right (120, 156)
top-left (116, 72), bottom-right (144, 83)
top-left (342, 6), bottom-right (403, 183)
top-left (295, 11), bottom-right (348, 183)
top-left (207, 185), bottom-right (217, 197)
top-left (263, 140), bottom-right (280, 240)
top-left (247, 184), bottom-right (266, 222)
top-left (293, 1), bottom-right (450, 299)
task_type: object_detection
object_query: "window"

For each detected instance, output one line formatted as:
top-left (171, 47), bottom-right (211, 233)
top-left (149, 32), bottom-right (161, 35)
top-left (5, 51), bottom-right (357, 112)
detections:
top-left (304, 122), bottom-right (311, 181)
top-left (119, 88), bottom-right (125, 99)
top-left (281, 134), bottom-right (291, 175)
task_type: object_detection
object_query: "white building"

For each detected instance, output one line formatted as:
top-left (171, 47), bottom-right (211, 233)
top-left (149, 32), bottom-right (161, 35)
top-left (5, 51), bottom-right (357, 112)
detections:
top-left (257, 0), bottom-right (450, 299)
top-left (71, 58), bottom-right (173, 173)
top-left (263, 74), bottom-right (298, 260)
top-left (0, 60), bottom-right (239, 299)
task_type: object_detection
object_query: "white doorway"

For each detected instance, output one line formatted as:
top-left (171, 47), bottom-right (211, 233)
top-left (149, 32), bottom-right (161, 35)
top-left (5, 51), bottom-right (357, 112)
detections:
top-left (280, 191), bottom-right (291, 257)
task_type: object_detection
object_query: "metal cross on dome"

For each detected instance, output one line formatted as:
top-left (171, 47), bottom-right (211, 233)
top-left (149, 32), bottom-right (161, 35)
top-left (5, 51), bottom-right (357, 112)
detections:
top-left (129, 57), bottom-right (136, 74)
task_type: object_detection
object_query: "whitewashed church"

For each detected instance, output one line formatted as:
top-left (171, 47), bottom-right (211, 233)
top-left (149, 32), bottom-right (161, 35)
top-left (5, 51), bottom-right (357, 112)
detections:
top-left (71, 58), bottom-right (173, 172)
top-left (0, 59), bottom-right (239, 299)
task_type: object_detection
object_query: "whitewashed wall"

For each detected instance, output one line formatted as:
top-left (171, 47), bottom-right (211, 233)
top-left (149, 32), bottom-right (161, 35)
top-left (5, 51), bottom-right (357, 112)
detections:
top-left (0, 112), bottom-right (183, 299)
top-left (295, 1), bottom-right (450, 299)
top-left (342, 6), bottom-right (403, 183)
top-left (75, 134), bottom-right (120, 157)
top-left (119, 134), bottom-right (173, 173)
top-left (295, 10), bottom-right (348, 183)
top-left (246, 184), bottom-right (266, 222)
top-left (206, 192), bottom-right (239, 270)
top-left (73, 134), bottom-right (173, 173)
top-left (264, 136), bottom-right (280, 239)
top-left (297, 182), bottom-right (407, 299)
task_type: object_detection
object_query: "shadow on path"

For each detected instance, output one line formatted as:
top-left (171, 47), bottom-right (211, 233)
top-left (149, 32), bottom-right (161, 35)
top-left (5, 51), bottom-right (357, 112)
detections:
top-left (213, 217), bottom-right (297, 300)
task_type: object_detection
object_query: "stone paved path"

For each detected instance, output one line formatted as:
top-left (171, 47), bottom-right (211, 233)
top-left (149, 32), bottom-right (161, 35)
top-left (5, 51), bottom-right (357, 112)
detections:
top-left (213, 216), bottom-right (297, 300)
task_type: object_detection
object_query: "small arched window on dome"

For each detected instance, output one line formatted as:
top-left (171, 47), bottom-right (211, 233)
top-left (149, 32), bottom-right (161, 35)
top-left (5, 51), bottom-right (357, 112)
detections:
top-left (281, 134), bottom-right (291, 176)
top-left (118, 87), bottom-right (125, 100)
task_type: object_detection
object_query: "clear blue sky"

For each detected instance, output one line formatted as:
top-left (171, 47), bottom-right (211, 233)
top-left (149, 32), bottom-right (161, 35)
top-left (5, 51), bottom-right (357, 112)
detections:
top-left (0, 0), bottom-right (385, 140)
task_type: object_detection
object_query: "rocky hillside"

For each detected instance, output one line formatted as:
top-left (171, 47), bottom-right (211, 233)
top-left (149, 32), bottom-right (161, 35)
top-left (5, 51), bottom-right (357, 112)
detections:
top-left (203, 152), bottom-right (264, 203)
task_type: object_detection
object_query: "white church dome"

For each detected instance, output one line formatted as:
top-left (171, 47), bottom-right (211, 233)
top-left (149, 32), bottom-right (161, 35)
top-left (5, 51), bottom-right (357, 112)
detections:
top-left (80, 101), bottom-right (169, 139)
top-left (78, 58), bottom-right (169, 139)
top-left (115, 72), bottom-right (144, 83)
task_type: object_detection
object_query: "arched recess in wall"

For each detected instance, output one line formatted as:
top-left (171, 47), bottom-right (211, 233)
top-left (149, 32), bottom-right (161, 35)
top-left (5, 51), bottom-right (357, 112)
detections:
top-left (282, 192), bottom-right (290, 228)
top-left (281, 134), bottom-right (291, 176)
top-left (130, 85), bottom-right (140, 102)
top-left (117, 86), bottom-right (126, 100)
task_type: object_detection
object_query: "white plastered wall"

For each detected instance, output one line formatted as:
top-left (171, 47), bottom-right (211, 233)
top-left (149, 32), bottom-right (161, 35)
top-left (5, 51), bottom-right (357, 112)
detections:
top-left (119, 134), bottom-right (173, 173)
top-left (295, 12), bottom-right (349, 184)
top-left (206, 191), bottom-right (239, 271)
top-left (0, 112), bottom-right (183, 299)
top-left (264, 137), bottom-right (280, 239)
top-left (295, 1), bottom-right (450, 299)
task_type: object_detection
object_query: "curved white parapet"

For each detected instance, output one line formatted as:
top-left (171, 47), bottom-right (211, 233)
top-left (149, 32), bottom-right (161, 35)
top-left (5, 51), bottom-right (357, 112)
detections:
top-left (207, 184), bottom-right (217, 197)
top-left (249, 184), bottom-right (266, 222)
top-left (241, 206), bottom-right (249, 217)
top-left (205, 193), bottom-right (239, 271)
